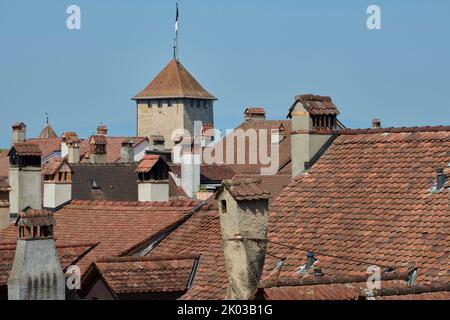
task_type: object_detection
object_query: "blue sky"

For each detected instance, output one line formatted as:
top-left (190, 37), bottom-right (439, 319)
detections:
top-left (0, 0), bottom-right (449, 147)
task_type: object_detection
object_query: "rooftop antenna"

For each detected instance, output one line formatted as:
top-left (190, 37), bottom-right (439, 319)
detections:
top-left (174, 1), bottom-right (180, 61)
top-left (45, 112), bottom-right (49, 125)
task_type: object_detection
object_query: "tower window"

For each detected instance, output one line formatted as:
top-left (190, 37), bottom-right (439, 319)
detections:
top-left (221, 200), bottom-right (227, 213)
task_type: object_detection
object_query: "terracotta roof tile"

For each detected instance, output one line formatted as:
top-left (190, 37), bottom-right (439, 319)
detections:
top-left (92, 255), bottom-right (199, 294)
top-left (133, 59), bottom-right (216, 100)
top-left (136, 155), bottom-right (162, 173)
top-left (288, 94), bottom-right (340, 117)
top-left (0, 199), bottom-right (204, 276)
top-left (0, 178), bottom-right (10, 191)
top-left (219, 120), bottom-right (292, 175)
top-left (38, 124), bottom-right (58, 139)
top-left (262, 127), bottom-right (450, 289)
top-left (148, 205), bottom-right (226, 300)
top-left (217, 178), bottom-right (270, 201)
top-left (9, 142), bottom-right (42, 156)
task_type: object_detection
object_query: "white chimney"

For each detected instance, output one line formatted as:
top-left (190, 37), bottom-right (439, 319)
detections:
top-left (137, 155), bottom-right (169, 202)
top-left (181, 143), bottom-right (201, 199)
top-left (43, 158), bottom-right (72, 209)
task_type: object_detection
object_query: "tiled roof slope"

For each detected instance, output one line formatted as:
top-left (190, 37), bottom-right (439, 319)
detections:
top-left (0, 200), bottom-right (203, 275)
top-left (133, 59), bottom-right (216, 100)
top-left (262, 126), bottom-right (450, 287)
top-left (79, 136), bottom-right (147, 163)
top-left (288, 94), bottom-right (340, 117)
top-left (217, 178), bottom-right (269, 201)
top-left (38, 124), bottom-right (58, 139)
top-left (91, 255), bottom-right (199, 294)
top-left (218, 120), bottom-right (292, 175)
top-left (234, 174), bottom-right (292, 204)
top-left (0, 241), bottom-right (97, 286)
top-left (148, 205), bottom-right (227, 300)
top-left (71, 163), bottom-right (138, 201)
top-left (9, 142), bottom-right (42, 156)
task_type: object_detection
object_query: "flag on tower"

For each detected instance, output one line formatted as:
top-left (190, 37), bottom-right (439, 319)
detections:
top-left (175, 3), bottom-right (179, 32)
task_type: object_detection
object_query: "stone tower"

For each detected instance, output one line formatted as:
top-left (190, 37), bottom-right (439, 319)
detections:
top-left (8, 209), bottom-right (65, 300)
top-left (133, 59), bottom-right (217, 150)
top-left (216, 178), bottom-right (270, 300)
top-left (8, 142), bottom-right (42, 218)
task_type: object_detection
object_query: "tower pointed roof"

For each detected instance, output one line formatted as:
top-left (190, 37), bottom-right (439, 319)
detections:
top-left (133, 59), bottom-right (216, 100)
top-left (38, 124), bottom-right (58, 139)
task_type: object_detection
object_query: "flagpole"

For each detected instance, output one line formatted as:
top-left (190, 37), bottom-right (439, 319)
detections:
top-left (175, 1), bottom-right (179, 61)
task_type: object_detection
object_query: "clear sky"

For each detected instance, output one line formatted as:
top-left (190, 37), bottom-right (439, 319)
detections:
top-left (0, 0), bottom-right (449, 147)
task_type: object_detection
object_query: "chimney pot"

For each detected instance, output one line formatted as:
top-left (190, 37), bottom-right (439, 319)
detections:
top-left (372, 119), bottom-right (381, 129)
top-left (244, 107), bottom-right (266, 121)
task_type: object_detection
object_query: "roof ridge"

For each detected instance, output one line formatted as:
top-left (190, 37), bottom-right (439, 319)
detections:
top-left (95, 254), bottom-right (200, 264)
top-left (340, 125), bottom-right (450, 135)
top-left (69, 199), bottom-right (202, 207)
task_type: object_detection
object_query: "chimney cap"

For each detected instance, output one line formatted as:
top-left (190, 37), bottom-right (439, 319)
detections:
top-left (244, 107), bottom-right (267, 120)
top-left (12, 122), bottom-right (26, 129)
top-left (372, 118), bottom-right (382, 129)
top-left (121, 138), bottom-right (134, 146)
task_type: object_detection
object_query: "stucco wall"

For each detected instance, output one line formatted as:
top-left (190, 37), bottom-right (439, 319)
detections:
top-left (9, 167), bottom-right (42, 216)
top-left (138, 182), bottom-right (169, 202)
top-left (8, 239), bottom-right (65, 300)
top-left (43, 183), bottom-right (72, 209)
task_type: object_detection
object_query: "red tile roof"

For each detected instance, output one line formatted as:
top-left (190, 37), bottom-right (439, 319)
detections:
top-left (90, 255), bottom-right (199, 294)
top-left (0, 200), bottom-right (204, 275)
top-left (234, 174), bottom-right (292, 204)
top-left (0, 151), bottom-right (8, 178)
top-left (219, 120), bottom-right (292, 175)
top-left (42, 157), bottom-right (70, 175)
top-left (38, 124), bottom-right (58, 139)
top-left (133, 59), bottom-right (216, 100)
top-left (148, 205), bottom-right (227, 300)
top-left (9, 142), bottom-right (42, 156)
top-left (288, 94), bottom-right (340, 117)
top-left (136, 155), bottom-right (162, 173)
top-left (262, 126), bottom-right (450, 288)
top-left (79, 136), bottom-right (148, 164)
top-left (216, 178), bottom-right (270, 201)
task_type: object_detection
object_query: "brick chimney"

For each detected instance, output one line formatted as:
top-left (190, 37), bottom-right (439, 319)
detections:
top-left (8, 142), bottom-right (42, 218)
top-left (89, 135), bottom-right (107, 164)
top-left (120, 139), bottom-right (135, 163)
top-left (181, 139), bottom-right (201, 198)
top-left (244, 107), bottom-right (266, 121)
top-left (289, 94), bottom-right (340, 178)
top-left (136, 154), bottom-right (169, 202)
top-left (43, 158), bottom-right (73, 210)
top-left (12, 122), bottom-right (26, 143)
top-left (372, 118), bottom-right (382, 129)
top-left (216, 178), bottom-right (270, 300)
top-left (8, 209), bottom-right (65, 300)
